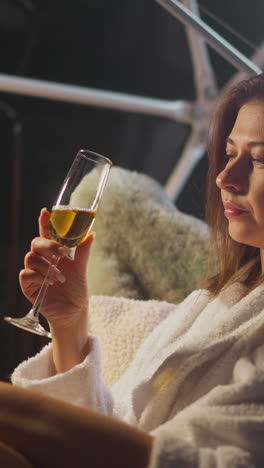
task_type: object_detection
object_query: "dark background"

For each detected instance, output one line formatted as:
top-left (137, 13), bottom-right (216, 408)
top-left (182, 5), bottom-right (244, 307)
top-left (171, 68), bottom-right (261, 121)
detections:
top-left (0, 0), bottom-right (263, 380)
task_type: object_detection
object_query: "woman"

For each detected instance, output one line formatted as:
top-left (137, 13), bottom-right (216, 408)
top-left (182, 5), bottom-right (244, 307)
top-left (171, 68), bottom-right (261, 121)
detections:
top-left (1, 73), bottom-right (264, 467)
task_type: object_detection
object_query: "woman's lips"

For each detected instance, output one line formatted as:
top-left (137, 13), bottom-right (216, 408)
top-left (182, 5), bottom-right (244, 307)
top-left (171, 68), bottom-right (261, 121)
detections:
top-left (223, 201), bottom-right (248, 217)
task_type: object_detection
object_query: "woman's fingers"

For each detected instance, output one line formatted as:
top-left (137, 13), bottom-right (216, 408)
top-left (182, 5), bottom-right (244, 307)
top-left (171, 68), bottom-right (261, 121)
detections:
top-left (38, 208), bottom-right (50, 238)
top-left (20, 268), bottom-right (45, 285)
top-left (37, 208), bottom-right (95, 274)
top-left (30, 237), bottom-right (68, 262)
top-left (24, 253), bottom-right (66, 284)
top-left (23, 232), bottom-right (92, 286)
top-left (19, 269), bottom-right (48, 300)
top-left (26, 210), bottom-right (94, 287)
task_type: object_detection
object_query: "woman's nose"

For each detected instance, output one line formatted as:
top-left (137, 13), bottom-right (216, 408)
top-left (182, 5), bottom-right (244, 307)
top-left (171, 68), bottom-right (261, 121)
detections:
top-left (216, 159), bottom-right (248, 193)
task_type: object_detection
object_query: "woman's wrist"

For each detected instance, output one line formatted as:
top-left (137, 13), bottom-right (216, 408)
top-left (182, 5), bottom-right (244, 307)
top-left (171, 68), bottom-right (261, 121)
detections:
top-left (49, 311), bottom-right (90, 374)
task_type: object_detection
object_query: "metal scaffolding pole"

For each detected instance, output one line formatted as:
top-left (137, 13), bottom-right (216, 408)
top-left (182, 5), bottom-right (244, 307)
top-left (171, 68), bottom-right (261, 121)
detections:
top-left (0, 1), bottom-right (261, 117)
top-left (155, 0), bottom-right (262, 75)
top-left (0, 73), bottom-right (194, 123)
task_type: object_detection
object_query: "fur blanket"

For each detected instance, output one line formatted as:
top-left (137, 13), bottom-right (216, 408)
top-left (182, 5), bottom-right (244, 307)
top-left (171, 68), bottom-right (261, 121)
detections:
top-left (70, 167), bottom-right (210, 385)
top-left (72, 166), bottom-right (209, 304)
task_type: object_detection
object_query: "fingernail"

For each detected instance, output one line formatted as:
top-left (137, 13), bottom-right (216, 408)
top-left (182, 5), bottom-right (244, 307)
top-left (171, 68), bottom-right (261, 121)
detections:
top-left (58, 246), bottom-right (69, 256)
top-left (55, 269), bottom-right (66, 283)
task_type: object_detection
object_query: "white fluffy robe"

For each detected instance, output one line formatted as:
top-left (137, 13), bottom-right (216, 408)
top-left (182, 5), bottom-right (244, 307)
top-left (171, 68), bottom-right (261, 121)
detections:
top-left (12, 284), bottom-right (264, 468)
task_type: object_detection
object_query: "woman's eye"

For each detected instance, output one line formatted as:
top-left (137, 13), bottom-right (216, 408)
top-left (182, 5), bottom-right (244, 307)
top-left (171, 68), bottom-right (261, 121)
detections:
top-left (252, 157), bottom-right (264, 164)
top-left (224, 154), bottom-right (235, 163)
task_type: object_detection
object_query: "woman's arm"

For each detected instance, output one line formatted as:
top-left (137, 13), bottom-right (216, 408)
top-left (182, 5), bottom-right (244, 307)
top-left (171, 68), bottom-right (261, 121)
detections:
top-left (19, 208), bottom-right (94, 374)
top-left (14, 209), bottom-right (116, 414)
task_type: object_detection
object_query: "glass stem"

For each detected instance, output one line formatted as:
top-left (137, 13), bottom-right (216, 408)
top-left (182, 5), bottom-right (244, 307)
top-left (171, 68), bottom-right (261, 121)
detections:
top-left (31, 255), bottom-right (60, 319)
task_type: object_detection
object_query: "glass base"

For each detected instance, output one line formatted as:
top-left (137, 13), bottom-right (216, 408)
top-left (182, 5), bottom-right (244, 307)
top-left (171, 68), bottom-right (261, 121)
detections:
top-left (4, 311), bottom-right (51, 338)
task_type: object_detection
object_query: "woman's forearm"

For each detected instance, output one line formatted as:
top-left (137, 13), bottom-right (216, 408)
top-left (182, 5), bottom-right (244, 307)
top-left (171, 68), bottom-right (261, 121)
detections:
top-left (49, 308), bottom-right (90, 374)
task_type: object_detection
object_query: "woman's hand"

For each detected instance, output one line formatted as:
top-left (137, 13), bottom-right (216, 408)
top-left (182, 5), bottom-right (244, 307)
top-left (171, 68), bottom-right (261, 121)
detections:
top-left (19, 208), bottom-right (95, 372)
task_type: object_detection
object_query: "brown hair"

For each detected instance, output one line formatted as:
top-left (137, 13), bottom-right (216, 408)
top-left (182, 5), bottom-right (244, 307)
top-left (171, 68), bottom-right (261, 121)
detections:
top-left (205, 72), bottom-right (264, 296)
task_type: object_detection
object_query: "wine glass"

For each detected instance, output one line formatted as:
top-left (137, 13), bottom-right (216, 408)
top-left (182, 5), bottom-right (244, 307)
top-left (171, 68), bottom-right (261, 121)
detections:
top-left (4, 149), bottom-right (112, 338)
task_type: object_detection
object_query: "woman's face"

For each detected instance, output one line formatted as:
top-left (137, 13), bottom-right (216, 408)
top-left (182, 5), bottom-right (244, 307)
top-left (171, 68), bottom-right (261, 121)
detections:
top-left (216, 99), bottom-right (264, 249)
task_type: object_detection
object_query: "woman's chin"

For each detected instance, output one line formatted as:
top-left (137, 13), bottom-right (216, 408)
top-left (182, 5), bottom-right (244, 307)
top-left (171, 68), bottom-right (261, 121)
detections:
top-left (228, 226), bottom-right (261, 249)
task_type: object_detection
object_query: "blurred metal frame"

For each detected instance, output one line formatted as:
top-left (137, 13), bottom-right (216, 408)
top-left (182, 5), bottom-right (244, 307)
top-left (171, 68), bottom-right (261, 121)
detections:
top-left (157, 0), bottom-right (263, 199)
top-left (0, 0), bottom-right (262, 201)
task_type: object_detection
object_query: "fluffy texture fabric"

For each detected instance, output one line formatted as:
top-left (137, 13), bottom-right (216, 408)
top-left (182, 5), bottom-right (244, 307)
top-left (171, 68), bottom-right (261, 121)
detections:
top-left (89, 296), bottom-right (175, 385)
top-left (70, 167), bottom-right (210, 385)
top-left (12, 283), bottom-right (264, 467)
top-left (71, 167), bottom-right (209, 304)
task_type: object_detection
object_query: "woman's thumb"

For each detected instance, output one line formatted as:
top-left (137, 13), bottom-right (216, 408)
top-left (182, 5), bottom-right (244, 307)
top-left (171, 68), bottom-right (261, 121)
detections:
top-left (74, 232), bottom-right (96, 274)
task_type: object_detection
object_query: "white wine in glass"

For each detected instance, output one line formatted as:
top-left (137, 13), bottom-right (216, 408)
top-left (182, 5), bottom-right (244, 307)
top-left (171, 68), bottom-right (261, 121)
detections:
top-left (4, 149), bottom-right (112, 338)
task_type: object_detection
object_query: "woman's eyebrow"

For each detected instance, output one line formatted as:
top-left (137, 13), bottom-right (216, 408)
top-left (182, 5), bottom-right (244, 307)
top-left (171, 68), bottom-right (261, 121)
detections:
top-left (226, 137), bottom-right (264, 148)
top-left (248, 141), bottom-right (264, 148)
top-left (226, 137), bottom-right (235, 146)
